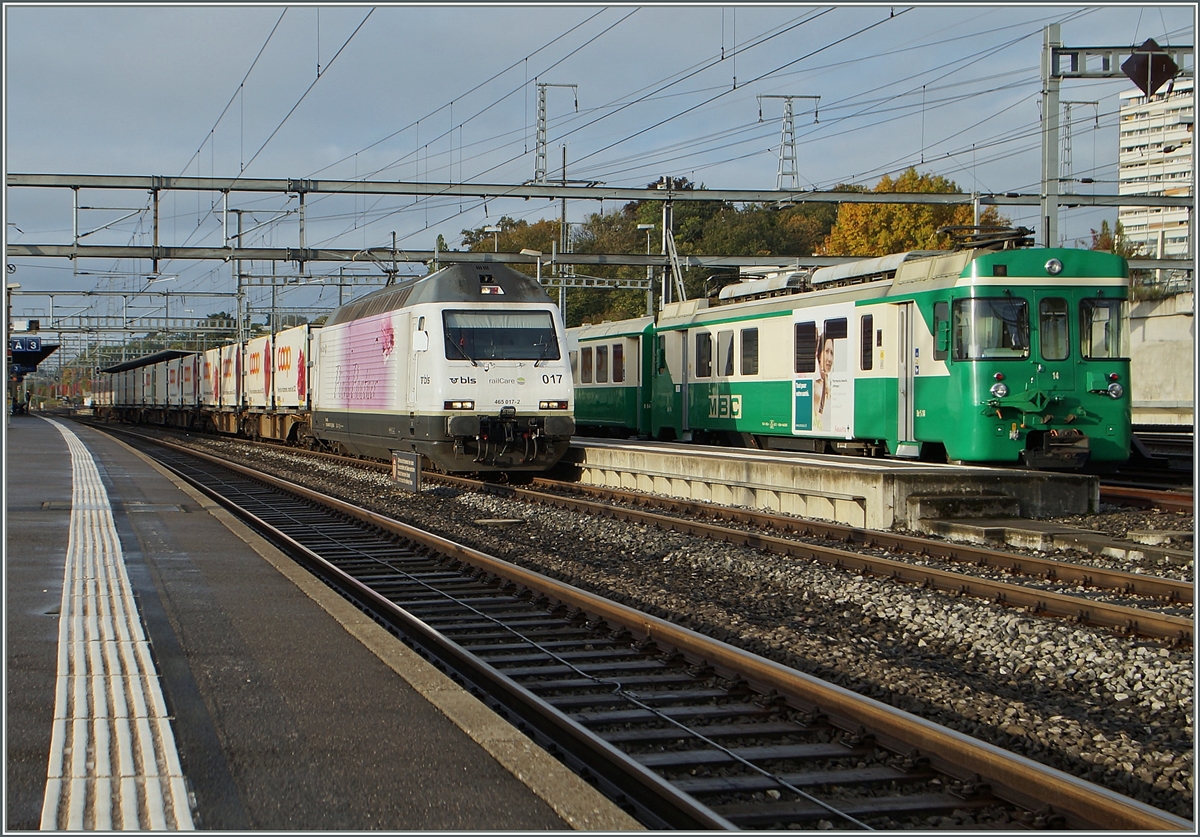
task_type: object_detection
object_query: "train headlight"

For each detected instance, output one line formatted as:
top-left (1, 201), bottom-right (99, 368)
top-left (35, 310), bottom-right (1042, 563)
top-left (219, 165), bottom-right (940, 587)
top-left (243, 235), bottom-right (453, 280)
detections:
top-left (444, 400), bottom-right (475, 410)
top-left (990, 382), bottom-right (1009, 398)
top-left (1107, 382), bottom-right (1124, 399)
top-left (1044, 258), bottom-right (1063, 275)
top-left (539, 400), bottom-right (568, 410)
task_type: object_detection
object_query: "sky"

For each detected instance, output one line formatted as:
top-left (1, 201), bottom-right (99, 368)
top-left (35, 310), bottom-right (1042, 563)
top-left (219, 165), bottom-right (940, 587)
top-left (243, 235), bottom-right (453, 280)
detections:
top-left (4, 2), bottom-right (1196, 334)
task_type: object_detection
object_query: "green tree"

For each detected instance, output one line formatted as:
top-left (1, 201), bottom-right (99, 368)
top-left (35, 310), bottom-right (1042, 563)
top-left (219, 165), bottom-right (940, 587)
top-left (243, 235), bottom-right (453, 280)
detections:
top-left (820, 168), bottom-right (1008, 256)
top-left (1090, 219), bottom-right (1142, 258)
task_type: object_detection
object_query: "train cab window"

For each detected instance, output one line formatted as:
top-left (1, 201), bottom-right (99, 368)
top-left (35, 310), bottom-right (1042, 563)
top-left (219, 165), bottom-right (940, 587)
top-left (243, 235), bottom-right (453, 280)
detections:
top-left (612, 344), bottom-right (625, 383)
top-left (794, 322), bottom-right (817, 373)
top-left (580, 347), bottom-right (593, 383)
top-left (696, 332), bottom-right (713, 378)
top-left (443, 310), bottom-right (560, 362)
top-left (1080, 299), bottom-right (1127, 359)
top-left (718, 330), bottom-right (734, 377)
top-left (933, 302), bottom-right (949, 361)
top-left (1039, 298), bottom-right (1070, 361)
top-left (596, 345), bottom-right (609, 383)
top-left (656, 335), bottom-right (668, 374)
top-left (741, 327), bottom-right (759, 376)
top-left (860, 315), bottom-right (874, 370)
top-left (952, 298), bottom-right (1029, 360)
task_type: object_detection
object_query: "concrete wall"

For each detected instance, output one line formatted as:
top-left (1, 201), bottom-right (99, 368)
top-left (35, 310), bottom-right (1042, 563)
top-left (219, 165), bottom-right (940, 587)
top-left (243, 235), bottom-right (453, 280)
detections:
top-left (1128, 292), bottom-right (1194, 426)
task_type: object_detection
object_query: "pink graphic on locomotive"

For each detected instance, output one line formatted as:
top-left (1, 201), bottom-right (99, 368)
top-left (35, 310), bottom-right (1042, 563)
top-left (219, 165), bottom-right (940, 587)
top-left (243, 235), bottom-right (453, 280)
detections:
top-left (327, 315), bottom-right (395, 408)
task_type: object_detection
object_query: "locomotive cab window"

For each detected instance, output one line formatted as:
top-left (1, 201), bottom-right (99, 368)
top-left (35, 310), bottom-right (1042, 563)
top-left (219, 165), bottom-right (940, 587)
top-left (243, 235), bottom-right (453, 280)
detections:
top-left (1039, 298), bottom-right (1070, 361)
top-left (933, 302), bottom-right (950, 361)
top-left (952, 298), bottom-right (1029, 360)
top-left (443, 310), bottom-right (560, 362)
top-left (1081, 299), bottom-right (1127, 359)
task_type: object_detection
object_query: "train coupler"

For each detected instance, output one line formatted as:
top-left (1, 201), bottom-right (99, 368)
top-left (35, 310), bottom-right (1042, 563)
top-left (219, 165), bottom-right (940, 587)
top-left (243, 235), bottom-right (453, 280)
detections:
top-left (1019, 428), bottom-right (1090, 470)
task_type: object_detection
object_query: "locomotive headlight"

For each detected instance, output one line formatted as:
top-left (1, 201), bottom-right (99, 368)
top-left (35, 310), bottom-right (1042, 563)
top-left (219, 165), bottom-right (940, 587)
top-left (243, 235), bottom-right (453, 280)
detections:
top-left (539, 400), bottom-right (568, 410)
top-left (444, 400), bottom-right (475, 410)
top-left (1044, 258), bottom-right (1063, 275)
top-left (1107, 382), bottom-right (1124, 399)
top-left (990, 382), bottom-right (1009, 398)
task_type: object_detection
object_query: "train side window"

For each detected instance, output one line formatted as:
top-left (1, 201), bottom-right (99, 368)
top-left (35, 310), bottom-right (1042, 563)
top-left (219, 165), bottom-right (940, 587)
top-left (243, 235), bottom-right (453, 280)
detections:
top-left (1080, 299), bottom-right (1127, 359)
top-left (741, 327), bottom-right (759, 376)
top-left (596, 345), bottom-right (609, 383)
top-left (581, 346), bottom-right (593, 384)
top-left (656, 335), bottom-right (667, 373)
top-left (860, 315), bottom-right (873, 370)
top-left (696, 332), bottom-right (713, 378)
top-left (933, 302), bottom-right (949, 361)
top-left (569, 350), bottom-right (579, 380)
top-left (612, 344), bottom-right (625, 383)
top-left (1039, 298), bottom-right (1070, 361)
top-left (795, 322), bottom-right (816, 373)
top-left (718, 330), bottom-right (734, 376)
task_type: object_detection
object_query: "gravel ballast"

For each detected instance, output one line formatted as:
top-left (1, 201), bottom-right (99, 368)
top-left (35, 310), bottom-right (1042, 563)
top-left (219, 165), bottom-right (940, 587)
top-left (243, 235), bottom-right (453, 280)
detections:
top-left (180, 438), bottom-right (1195, 820)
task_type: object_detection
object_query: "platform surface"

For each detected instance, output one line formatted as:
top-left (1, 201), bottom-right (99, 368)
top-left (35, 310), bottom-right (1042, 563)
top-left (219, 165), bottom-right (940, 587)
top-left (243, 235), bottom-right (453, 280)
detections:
top-left (5, 413), bottom-right (638, 831)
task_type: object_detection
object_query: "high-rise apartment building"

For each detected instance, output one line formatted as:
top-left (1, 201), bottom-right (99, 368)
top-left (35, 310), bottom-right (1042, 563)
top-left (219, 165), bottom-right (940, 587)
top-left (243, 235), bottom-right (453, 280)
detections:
top-left (1117, 76), bottom-right (1193, 271)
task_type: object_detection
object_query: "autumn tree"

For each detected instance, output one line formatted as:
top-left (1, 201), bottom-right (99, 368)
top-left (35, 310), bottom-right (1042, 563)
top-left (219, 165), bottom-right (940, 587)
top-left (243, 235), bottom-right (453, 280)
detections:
top-left (1089, 219), bottom-right (1142, 258)
top-left (460, 216), bottom-right (561, 272)
top-left (820, 168), bottom-right (1008, 256)
top-left (460, 176), bottom-right (840, 326)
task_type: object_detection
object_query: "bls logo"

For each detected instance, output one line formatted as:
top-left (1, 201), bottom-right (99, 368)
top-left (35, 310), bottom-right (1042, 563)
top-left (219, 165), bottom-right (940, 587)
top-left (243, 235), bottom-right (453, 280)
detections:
top-left (449, 376), bottom-right (477, 385)
top-left (276, 346), bottom-right (293, 371)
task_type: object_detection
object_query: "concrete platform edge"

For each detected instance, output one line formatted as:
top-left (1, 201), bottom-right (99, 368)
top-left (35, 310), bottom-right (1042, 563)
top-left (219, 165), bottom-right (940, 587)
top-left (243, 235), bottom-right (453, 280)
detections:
top-left (118, 438), bottom-right (643, 832)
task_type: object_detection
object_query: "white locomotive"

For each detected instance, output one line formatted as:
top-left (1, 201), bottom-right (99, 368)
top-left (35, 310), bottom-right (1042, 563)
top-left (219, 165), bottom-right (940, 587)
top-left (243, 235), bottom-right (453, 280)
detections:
top-left (100, 263), bottom-right (576, 473)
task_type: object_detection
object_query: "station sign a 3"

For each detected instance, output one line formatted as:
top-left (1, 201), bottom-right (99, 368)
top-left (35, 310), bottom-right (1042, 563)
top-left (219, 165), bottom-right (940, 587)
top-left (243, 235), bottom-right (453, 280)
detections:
top-left (10, 336), bottom-right (42, 352)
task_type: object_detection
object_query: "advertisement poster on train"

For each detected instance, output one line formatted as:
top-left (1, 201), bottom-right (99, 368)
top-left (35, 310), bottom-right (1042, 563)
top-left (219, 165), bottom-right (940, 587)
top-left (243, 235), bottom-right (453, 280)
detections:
top-left (792, 304), bottom-right (854, 438)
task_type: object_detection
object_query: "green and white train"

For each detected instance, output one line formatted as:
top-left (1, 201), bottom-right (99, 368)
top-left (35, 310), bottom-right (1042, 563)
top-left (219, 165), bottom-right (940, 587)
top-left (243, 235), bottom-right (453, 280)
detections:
top-left (567, 240), bottom-right (1132, 469)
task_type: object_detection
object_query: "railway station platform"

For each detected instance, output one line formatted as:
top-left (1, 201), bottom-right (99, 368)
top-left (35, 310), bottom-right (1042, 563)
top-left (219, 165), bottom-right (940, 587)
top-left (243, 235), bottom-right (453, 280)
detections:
top-left (565, 438), bottom-right (1100, 530)
top-left (5, 413), bottom-right (639, 831)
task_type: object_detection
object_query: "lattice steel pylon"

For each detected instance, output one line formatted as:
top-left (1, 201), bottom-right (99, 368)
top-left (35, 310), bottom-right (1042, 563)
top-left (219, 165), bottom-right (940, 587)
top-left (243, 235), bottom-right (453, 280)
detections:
top-left (534, 83), bottom-right (578, 184)
top-left (1060, 100), bottom-right (1098, 195)
top-left (758, 94), bottom-right (819, 190)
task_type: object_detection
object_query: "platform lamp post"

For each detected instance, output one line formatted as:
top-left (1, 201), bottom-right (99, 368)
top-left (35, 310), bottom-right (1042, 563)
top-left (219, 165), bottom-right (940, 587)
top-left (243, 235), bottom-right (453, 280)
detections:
top-left (520, 248), bottom-right (554, 314)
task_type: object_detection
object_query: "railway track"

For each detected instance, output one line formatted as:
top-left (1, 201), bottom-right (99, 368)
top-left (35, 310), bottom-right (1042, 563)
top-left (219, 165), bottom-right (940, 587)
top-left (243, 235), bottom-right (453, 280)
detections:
top-left (1099, 484), bottom-right (1194, 514)
top-left (94, 421), bottom-right (1193, 644)
top-left (113, 432), bottom-right (1189, 831)
top-left (454, 476), bottom-right (1192, 643)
